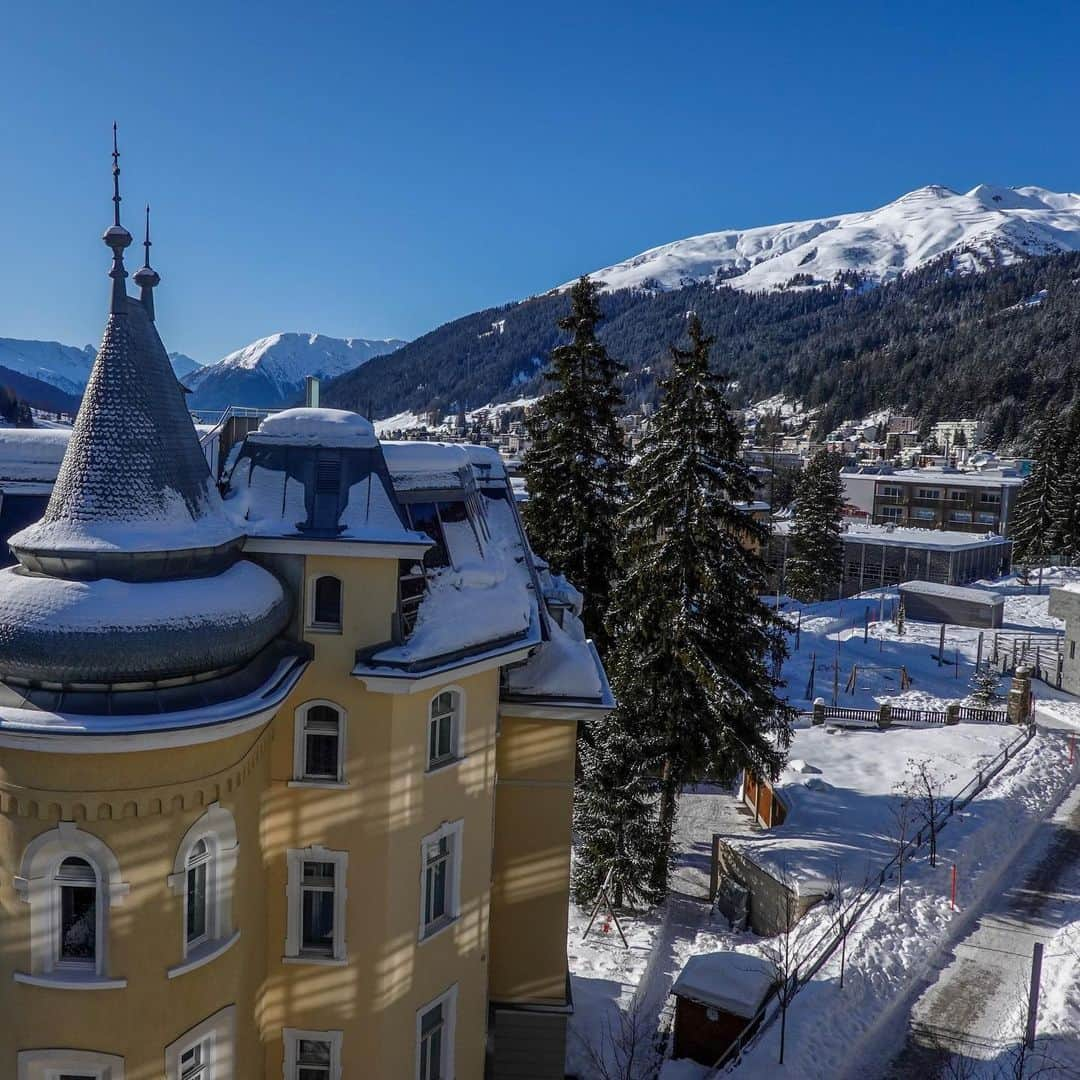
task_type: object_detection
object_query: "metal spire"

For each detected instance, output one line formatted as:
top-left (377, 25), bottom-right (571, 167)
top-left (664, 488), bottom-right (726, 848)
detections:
top-left (134, 202), bottom-right (161, 321)
top-left (103, 123), bottom-right (133, 314)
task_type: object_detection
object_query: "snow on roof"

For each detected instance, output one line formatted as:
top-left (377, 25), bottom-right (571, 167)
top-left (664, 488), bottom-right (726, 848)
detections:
top-left (899, 580), bottom-right (1004, 602)
top-left (504, 615), bottom-right (605, 701)
top-left (249, 407), bottom-right (377, 448)
top-left (0, 427), bottom-right (71, 483)
top-left (874, 469), bottom-right (1024, 488)
top-left (774, 519), bottom-right (1008, 550)
top-left (671, 951), bottom-right (774, 1016)
top-left (728, 724), bottom-right (1019, 888)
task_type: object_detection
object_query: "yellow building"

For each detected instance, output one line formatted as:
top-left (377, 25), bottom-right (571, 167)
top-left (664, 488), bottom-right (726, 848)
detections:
top-left (0, 147), bottom-right (611, 1078)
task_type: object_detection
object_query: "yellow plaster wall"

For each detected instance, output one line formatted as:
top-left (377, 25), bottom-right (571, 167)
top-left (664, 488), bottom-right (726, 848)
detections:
top-left (488, 714), bottom-right (577, 1005)
top-left (0, 727), bottom-right (271, 1078)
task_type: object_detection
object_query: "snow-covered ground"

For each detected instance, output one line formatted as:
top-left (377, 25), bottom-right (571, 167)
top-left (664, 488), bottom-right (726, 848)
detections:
top-left (568, 569), bottom-right (1080, 1079)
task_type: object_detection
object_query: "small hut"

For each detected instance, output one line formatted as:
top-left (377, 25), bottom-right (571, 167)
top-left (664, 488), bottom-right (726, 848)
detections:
top-left (670, 951), bottom-right (774, 1067)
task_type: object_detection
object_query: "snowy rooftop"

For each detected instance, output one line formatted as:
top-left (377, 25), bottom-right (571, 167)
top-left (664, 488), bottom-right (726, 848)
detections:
top-left (248, 407), bottom-right (378, 448)
top-left (774, 519), bottom-right (1008, 550)
top-left (899, 580), bottom-right (1005, 602)
top-left (671, 951), bottom-right (774, 1017)
top-left (871, 468), bottom-right (1024, 488)
top-left (728, 723), bottom-right (1020, 889)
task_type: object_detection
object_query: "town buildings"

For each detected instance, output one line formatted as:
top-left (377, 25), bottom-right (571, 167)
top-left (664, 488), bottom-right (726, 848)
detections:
top-left (0, 145), bottom-right (610, 1079)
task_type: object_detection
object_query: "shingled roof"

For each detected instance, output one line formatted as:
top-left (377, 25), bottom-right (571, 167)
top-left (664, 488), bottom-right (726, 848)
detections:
top-left (10, 295), bottom-right (240, 563)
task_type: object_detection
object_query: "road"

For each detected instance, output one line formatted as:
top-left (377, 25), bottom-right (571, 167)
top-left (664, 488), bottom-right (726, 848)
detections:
top-left (882, 781), bottom-right (1080, 1078)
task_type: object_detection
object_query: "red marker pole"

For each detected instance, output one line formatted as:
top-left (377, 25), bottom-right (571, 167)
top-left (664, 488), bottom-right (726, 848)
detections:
top-left (950, 864), bottom-right (957, 911)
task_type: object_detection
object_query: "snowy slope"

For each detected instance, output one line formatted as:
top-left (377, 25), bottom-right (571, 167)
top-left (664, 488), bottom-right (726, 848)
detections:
top-left (186, 332), bottom-right (406, 410)
top-left (572, 184), bottom-right (1080, 294)
top-left (168, 352), bottom-right (202, 379)
top-left (0, 338), bottom-right (96, 396)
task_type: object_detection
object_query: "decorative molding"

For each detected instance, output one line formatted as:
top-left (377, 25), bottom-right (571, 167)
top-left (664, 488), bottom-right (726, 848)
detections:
top-left (0, 725), bottom-right (271, 823)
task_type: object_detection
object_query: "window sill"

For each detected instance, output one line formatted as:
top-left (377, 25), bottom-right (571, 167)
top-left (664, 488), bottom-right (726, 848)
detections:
top-left (281, 953), bottom-right (348, 967)
top-left (425, 755), bottom-right (466, 776)
top-left (167, 929), bottom-right (241, 979)
top-left (14, 970), bottom-right (127, 991)
top-left (418, 914), bottom-right (459, 945)
top-left (306, 625), bottom-right (343, 636)
top-left (287, 778), bottom-right (350, 790)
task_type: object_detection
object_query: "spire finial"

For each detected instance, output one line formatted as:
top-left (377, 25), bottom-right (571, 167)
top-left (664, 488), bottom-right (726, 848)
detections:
top-left (112, 122), bottom-right (122, 228)
top-left (103, 123), bottom-right (133, 314)
top-left (134, 200), bottom-right (161, 321)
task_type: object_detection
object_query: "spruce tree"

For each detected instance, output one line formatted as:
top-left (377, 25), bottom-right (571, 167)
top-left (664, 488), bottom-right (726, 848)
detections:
top-left (1050, 404), bottom-right (1080, 561)
top-left (572, 710), bottom-right (667, 910)
top-left (1013, 413), bottom-right (1064, 565)
top-left (523, 276), bottom-right (626, 649)
top-left (785, 449), bottom-right (845, 603)
top-left (603, 315), bottom-right (795, 895)
top-left (969, 662), bottom-right (1001, 705)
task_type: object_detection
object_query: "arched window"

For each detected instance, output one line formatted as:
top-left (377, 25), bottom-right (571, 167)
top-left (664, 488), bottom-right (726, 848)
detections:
top-left (428, 689), bottom-right (463, 770)
top-left (56, 856), bottom-right (98, 967)
top-left (292, 701), bottom-right (347, 785)
top-left (15, 822), bottom-right (128, 988)
top-left (185, 838), bottom-right (212, 949)
top-left (168, 804), bottom-right (240, 977)
top-left (311, 575), bottom-right (342, 630)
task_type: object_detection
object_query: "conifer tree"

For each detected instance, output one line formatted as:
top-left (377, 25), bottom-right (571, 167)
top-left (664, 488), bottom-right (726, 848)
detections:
top-left (1013, 413), bottom-right (1064, 565)
top-left (602, 315), bottom-right (795, 895)
top-left (785, 449), bottom-right (845, 603)
top-left (571, 710), bottom-right (667, 910)
top-left (969, 662), bottom-right (1001, 705)
top-left (523, 276), bottom-right (626, 649)
top-left (1050, 403), bottom-right (1080, 561)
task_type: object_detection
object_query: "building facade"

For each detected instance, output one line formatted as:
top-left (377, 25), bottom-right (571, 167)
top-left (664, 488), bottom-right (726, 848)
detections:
top-left (852, 468), bottom-right (1024, 536)
top-left (0, 149), bottom-right (610, 1079)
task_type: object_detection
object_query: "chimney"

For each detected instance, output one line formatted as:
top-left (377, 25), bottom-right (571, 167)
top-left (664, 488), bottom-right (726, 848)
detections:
top-left (305, 376), bottom-right (320, 408)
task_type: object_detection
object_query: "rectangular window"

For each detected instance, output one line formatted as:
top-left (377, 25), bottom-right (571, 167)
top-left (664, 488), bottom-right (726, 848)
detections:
top-left (179, 1043), bottom-right (207, 1079)
top-left (416, 987), bottom-right (456, 1080)
top-left (979, 491), bottom-right (1002, 504)
top-left (916, 488), bottom-right (941, 500)
top-left (302, 862), bottom-right (336, 955)
top-left (879, 484), bottom-right (901, 499)
top-left (186, 856), bottom-right (208, 945)
top-left (911, 508), bottom-right (936, 521)
top-left (302, 706), bottom-right (342, 781)
top-left (56, 857), bottom-right (97, 967)
top-left (420, 822), bottom-right (462, 940)
top-left (284, 1028), bottom-right (343, 1080)
top-left (949, 490), bottom-right (966, 501)
top-left (976, 512), bottom-right (998, 525)
top-left (880, 506), bottom-right (903, 521)
top-left (950, 511), bottom-right (972, 523)
top-left (428, 692), bottom-right (458, 768)
top-left (286, 849), bottom-right (348, 962)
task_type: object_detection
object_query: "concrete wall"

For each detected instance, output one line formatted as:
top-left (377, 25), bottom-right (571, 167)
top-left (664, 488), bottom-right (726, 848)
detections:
top-left (1049, 587), bottom-right (1080, 694)
top-left (900, 587), bottom-right (1004, 628)
top-left (715, 842), bottom-right (820, 937)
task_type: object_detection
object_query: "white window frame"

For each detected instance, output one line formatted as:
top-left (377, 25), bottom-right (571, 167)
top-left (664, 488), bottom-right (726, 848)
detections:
top-left (879, 505), bottom-right (903, 521)
top-left (18, 1049), bottom-right (124, 1080)
top-left (418, 819), bottom-right (463, 942)
top-left (307, 573), bottom-right (343, 633)
top-left (284, 846), bottom-right (349, 964)
top-left (167, 803), bottom-right (241, 978)
top-left (165, 1005), bottom-right (235, 1080)
top-left (415, 985), bottom-right (458, 1080)
top-left (14, 822), bottom-right (129, 989)
top-left (282, 1028), bottom-right (343, 1080)
top-left (916, 488), bottom-right (941, 501)
top-left (879, 484), bottom-right (901, 499)
top-left (426, 687), bottom-right (465, 772)
top-left (290, 700), bottom-right (348, 788)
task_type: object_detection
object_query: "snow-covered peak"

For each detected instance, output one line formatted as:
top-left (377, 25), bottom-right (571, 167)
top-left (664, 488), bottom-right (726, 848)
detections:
top-left (569, 183), bottom-right (1080, 295)
top-left (0, 338), bottom-right (96, 396)
top-left (186, 331), bottom-right (407, 410)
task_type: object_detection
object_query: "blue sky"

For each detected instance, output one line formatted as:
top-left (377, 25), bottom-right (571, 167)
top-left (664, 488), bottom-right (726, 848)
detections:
top-left (2, 2), bottom-right (1079, 362)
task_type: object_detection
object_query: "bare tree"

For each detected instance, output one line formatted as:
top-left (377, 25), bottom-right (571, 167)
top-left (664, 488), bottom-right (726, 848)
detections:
top-left (758, 873), bottom-right (813, 1066)
top-left (897, 757), bottom-right (957, 868)
top-left (572, 997), bottom-right (659, 1080)
top-left (827, 860), bottom-right (857, 990)
top-left (889, 790), bottom-right (914, 912)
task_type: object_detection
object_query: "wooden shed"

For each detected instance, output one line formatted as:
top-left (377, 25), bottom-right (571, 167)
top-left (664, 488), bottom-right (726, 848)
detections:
top-left (898, 580), bottom-right (1004, 629)
top-left (670, 951), bottom-right (774, 1067)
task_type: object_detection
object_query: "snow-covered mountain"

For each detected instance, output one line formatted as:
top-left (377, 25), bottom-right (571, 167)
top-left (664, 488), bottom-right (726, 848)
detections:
top-left (572, 184), bottom-right (1080, 294)
top-left (0, 338), bottom-right (97, 397)
top-left (168, 352), bottom-right (203, 380)
top-left (186, 332), bottom-right (406, 411)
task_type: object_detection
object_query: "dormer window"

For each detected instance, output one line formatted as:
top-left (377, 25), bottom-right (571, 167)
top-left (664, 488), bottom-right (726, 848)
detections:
top-left (311, 575), bottom-right (342, 630)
